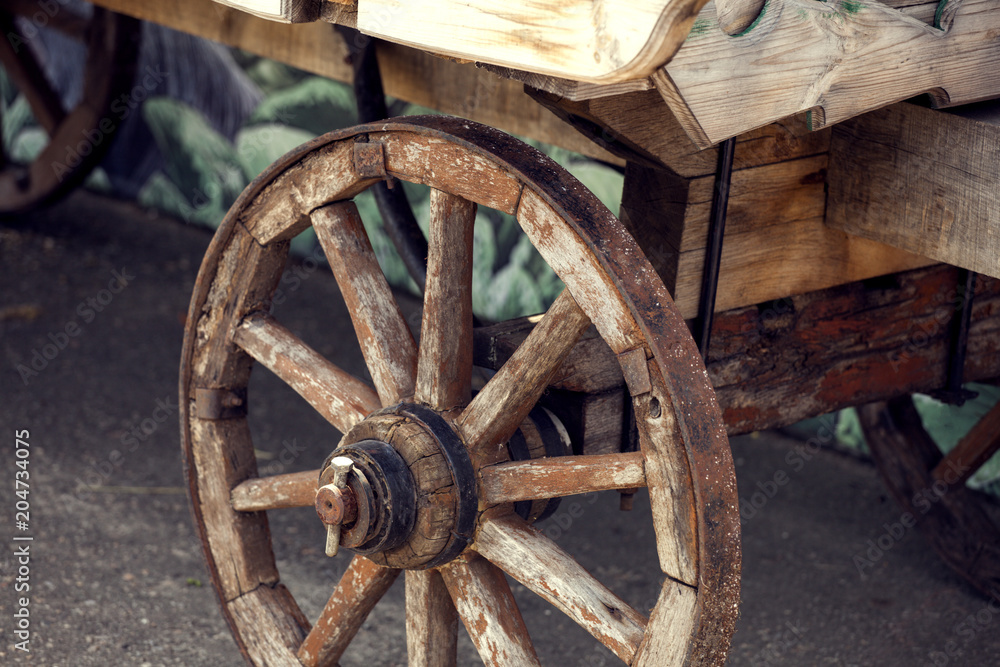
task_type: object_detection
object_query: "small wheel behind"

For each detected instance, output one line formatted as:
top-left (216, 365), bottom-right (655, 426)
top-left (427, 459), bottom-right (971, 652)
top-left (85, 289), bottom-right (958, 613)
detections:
top-left (0, 5), bottom-right (139, 214)
top-left (180, 116), bottom-right (740, 666)
top-left (860, 393), bottom-right (1000, 601)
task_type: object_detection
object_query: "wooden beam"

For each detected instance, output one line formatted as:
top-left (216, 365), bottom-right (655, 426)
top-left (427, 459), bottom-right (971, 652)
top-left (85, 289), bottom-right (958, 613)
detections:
top-left (659, 0), bottom-right (1000, 147)
top-left (355, 0), bottom-right (711, 84)
top-left (476, 266), bottom-right (1000, 437)
top-left (89, 0), bottom-right (621, 163)
top-left (827, 102), bottom-right (1000, 280)
top-left (619, 160), bottom-right (933, 319)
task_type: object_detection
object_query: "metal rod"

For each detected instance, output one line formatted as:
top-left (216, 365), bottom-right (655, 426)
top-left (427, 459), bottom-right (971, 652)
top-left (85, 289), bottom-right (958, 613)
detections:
top-left (693, 136), bottom-right (736, 358)
top-left (335, 24), bottom-right (429, 291)
top-left (931, 268), bottom-right (978, 406)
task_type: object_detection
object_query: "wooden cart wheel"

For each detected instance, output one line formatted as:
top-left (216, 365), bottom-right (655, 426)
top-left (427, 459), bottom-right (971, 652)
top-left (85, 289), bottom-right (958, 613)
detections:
top-left (859, 395), bottom-right (1000, 601)
top-left (180, 116), bottom-right (740, 666)
top-left (0, 5), bottom-right (139, 214)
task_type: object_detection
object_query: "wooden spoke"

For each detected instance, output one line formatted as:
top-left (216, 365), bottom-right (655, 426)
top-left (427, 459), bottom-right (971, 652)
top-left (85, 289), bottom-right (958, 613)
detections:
top-left (440, 555), bottom-right (540, 666)
top-left (932, 402), bottom-right (1000, 486)
top-left (297, 555), bottom-right (401, 667)
top-left (457, 289), bottom-right (590, 465)
top-left (480, 451), bottom-right (646, 505)
top-left (406, 569), bottom-right (458, 667)
top-left (476, 516), bottom-right (647, 663)
top-left (0, 13), bottom-right (66, 135)
top-left (230, 469), bottom-right (319, 512)
top-left (415, 188), bottom-right (476, 411)
top-left (312, 201), bottom-right (418, 406)
top-left (233, 312), bottom-right (381, 434)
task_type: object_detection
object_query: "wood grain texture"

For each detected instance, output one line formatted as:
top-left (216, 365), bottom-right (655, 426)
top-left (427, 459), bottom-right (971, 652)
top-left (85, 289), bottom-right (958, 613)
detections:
top-left (228, 584), bottom-right (310, 666)
top-left (474, 319), bottom-right (623, 394)
top-left (231, 469), bottom-right (319, 511)
top-left (828, 102), bottom-right (1000, 279)
top-left (479, 452), bottom-right (646, 504)
top-left (457, 289), bottom-right (590, 467)
top-left (186, 226), bottom-right (290, 601)
top-left (632, 578), bottom-right (698, 666)
top-left (415, 189), bottom-right (476, 410)
top-left (475, 516), bottom-right (648, 662)
top-left (88, 0), bottom-right (622, 164)
top-left (440, 556), bottom-right (541, 666)
top-left (516, 188), bottom-right (643, 353)
top-left (709, 265), bottom-right (1000, 435)
top-left (619, 161), bottom-right (933, 319)
top-left (530, 88), bottom-right (829, 177)
top-left (313, 201), bottom-right (418, 406)
top-left (633, 369), bottom-right (699, 586)
top-left (357, 0), bottom-right (712, 83)
top-left (189, 417), bottom-right (280, 600)
top-left (660, 0), bottom-right (1000, 147)
top-left (297, 555), bottom-right (400, 666)
top-left (233, 313), bottom-right (381, 433)
top-left (406, 569), bottom-right (458, 667)
top-left (374, 131), bottom-right (524, 215)
top-left (242, 140), bottom-right (375, 245)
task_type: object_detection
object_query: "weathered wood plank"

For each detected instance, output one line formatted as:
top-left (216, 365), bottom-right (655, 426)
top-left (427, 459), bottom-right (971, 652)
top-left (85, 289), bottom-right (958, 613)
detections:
top-left (476, 266), bottom-right (1000, 436)
top-left (660, 0), bottom-right (1000, 147)
top-left (516, 188), bottom-right (644, 353)
top-left (415, 189), bottom-right (476, 411)
top-left (297, 555), bottom-right (400, 666)
top-left (313, 201), bottom-right (418, 406)
top-left (632, 578), bottom-right (698, 667)
top-left (827, 102), bottom-right (1000, 279)
top-left (231, 469), bottom-right (318, 512)
top-left (619, 161), bottom-right (934, 319)
top-left (479, 452), bottom-right (646, 504)
top-left (228, 584), bottom-right (310, 666)
top-left (475, 516), bottom-right (647, 663)
top-left (529, 88), bottom-right (830, 178)
top-left (668, 215), bottom-right (933, 318)
top-left (233, 312), bottom-right (381, 433)
top-left (374, 130), bottom-right (524, 215)
top-left (440, 555), bottom-right (540, 666)
top-left (710, 265), bottom-right (1000, 435)
top-left (405, 569), bottom-right (458, 667)
top-left (88, 0), bottom-right (622, 164)
top-left (357, 0), bottom-right (711, 84)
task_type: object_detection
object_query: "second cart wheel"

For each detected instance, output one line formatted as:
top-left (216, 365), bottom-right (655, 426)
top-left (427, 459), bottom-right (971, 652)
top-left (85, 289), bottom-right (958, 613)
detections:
top-left (859, 394), bottom-right (1000, 601)
top-left (180, 116), bottom-right (740, 666)
top-left (0, 5), bottom-right (139, 214)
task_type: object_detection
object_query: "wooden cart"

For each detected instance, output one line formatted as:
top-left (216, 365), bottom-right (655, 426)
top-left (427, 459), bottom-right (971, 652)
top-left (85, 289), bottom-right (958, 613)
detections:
top-left (3, 0), bottom-right (999, 664)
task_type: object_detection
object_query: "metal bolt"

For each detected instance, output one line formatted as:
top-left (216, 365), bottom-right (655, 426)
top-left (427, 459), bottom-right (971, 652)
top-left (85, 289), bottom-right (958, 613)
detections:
top-left (318, 456), bottom-right (354, 557)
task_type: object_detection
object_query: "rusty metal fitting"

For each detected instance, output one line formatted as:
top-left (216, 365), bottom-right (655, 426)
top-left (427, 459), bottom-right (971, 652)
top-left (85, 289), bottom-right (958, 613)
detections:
top-left (315, 483), bottom-right (358, 526)
top-left (319, 456), bottom-right (355, 557)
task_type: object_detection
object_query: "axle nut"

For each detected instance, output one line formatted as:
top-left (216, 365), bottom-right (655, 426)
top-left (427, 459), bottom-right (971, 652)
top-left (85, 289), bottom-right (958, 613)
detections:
top-left (315, 484), bottom-right (358, 526)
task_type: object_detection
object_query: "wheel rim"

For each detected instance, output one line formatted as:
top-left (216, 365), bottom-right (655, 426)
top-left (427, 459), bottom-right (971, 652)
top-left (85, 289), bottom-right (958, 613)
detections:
top-left (0, 6), bottom-right (139, 214)
top-left (180, 116), bottom-right (740, 666)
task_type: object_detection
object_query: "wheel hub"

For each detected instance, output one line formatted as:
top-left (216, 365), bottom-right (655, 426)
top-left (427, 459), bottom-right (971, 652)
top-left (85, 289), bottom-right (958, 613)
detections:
top-left (316, 403), bottom-right (477, 570)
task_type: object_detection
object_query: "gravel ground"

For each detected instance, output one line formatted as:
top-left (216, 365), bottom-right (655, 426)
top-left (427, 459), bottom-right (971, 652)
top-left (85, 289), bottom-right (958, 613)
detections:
top-left (2, 191), bottom-right (999, 666)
